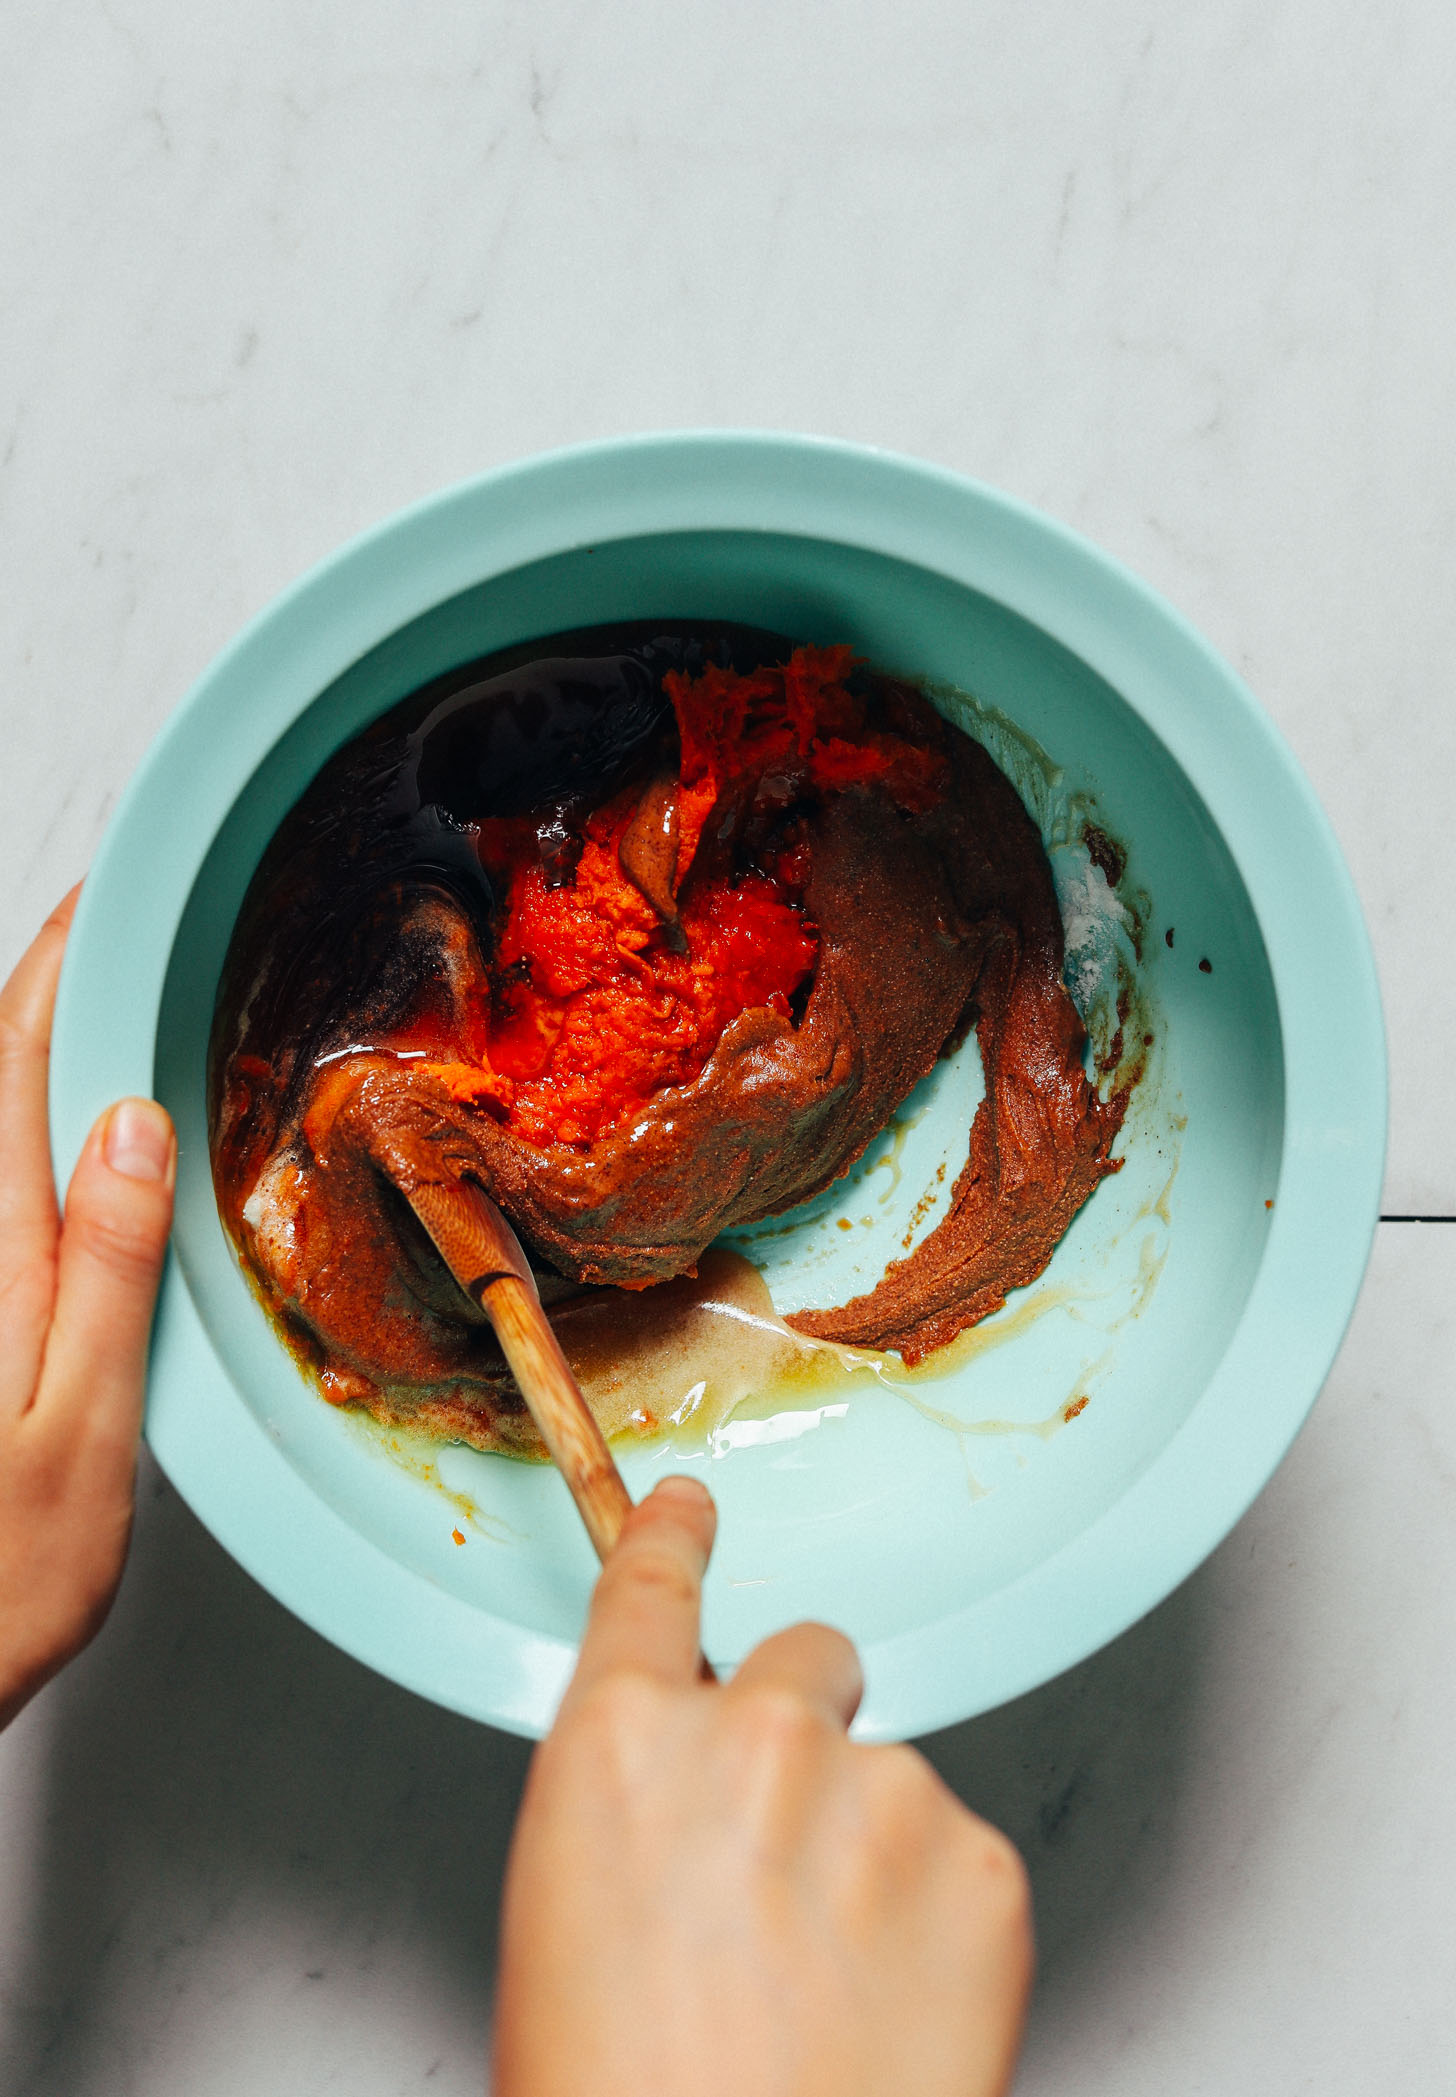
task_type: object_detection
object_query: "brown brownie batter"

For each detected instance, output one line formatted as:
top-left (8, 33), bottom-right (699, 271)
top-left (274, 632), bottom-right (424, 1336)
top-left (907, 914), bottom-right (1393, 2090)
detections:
top-left (210, 625), bottom-right (1128, 1449)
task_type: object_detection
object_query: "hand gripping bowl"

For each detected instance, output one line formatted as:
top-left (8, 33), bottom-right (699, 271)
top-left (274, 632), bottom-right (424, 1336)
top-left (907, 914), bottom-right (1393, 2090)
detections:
top-left (49, 434), bottom-right (1386, 1740)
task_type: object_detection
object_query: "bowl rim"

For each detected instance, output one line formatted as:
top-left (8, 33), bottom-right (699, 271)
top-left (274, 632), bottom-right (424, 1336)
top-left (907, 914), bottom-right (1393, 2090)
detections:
top-left (49, 429), bottom-right (1387, 1739)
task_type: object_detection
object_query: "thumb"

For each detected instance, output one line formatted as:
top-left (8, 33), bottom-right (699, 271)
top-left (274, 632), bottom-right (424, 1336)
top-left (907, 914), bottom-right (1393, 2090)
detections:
top-left (39, 1098), bottom-right (176, 1442)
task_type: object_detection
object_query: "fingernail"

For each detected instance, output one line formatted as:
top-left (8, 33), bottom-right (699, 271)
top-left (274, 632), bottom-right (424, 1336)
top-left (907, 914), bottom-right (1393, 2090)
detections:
top-left (103, 1098), bottom-right (173, 1182)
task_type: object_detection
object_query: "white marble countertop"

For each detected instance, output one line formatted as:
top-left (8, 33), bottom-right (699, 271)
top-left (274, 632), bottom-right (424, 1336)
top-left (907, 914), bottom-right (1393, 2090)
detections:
top-left (2, 2), bottom-right (1452, 2089)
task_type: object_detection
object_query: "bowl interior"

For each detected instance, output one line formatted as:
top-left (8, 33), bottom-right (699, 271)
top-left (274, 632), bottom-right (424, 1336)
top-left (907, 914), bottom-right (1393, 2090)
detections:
top-left (155, 527), bottom-right (1283, 1678)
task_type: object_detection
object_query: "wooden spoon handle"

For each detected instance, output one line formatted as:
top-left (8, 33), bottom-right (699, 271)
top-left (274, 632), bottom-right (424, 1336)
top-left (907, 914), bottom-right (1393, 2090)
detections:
top-left (476, 1272), bottom-right (633, 1561)
top-left (387, 1166), bottom-right (712, 1673)
top-left (402, 1177), bottom-right (633, 1562)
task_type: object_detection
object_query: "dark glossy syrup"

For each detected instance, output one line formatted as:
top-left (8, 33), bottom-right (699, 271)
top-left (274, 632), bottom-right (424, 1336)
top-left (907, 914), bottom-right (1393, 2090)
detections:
top-left (213, 622), bottom-right (797, 1114)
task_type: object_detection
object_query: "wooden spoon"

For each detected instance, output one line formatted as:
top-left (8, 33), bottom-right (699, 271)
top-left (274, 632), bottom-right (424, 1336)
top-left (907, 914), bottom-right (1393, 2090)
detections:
top-left (402, 1174), bottom-right (633, 1562)
top-left (347, 1098), bottom-right (715, 1674)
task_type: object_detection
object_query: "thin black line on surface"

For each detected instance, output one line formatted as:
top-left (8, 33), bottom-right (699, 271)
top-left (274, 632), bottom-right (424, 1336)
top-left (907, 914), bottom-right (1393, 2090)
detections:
top-left (1379, 1214), bottom-right (1456, 1223)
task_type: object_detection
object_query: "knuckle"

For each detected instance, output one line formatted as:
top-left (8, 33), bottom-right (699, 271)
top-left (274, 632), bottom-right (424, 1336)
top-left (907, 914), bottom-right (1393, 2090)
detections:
top-left (70, 1201), bottom-right (167, 1284)
top-left (943, 1810), bottom-right (1033, 1944)
top-left (792, 1620), bottom-right (862, 1691)
top-left (0, 1005), bottom-right (43, 1070)
top-left (555, 1672), bottom-right (667, 1775)
top-left (528, 1670), bottom-right (680, 1842)
top-left (969, 1818), bottom-right (1033, 1916)
top-left (850, 1753), bottom-right (1032, 1944)
top-left (602, 1541), bottom-right (699, 1613)
top-left (582, 1668), bottom-right (663, 1732)
top-left (0, 1246), bottom-right (57, 1322)
top-left (733, 1683), bottom-right (830, 1769)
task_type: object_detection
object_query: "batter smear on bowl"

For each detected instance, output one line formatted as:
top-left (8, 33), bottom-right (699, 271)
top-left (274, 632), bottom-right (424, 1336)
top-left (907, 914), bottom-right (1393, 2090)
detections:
top-left (210, 624), bottom-right (1132, 1454)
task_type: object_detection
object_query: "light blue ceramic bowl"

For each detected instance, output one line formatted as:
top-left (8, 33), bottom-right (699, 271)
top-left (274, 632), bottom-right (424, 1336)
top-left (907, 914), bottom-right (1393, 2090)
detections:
top-left (49, 433), bottom-right (1385, 1740)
